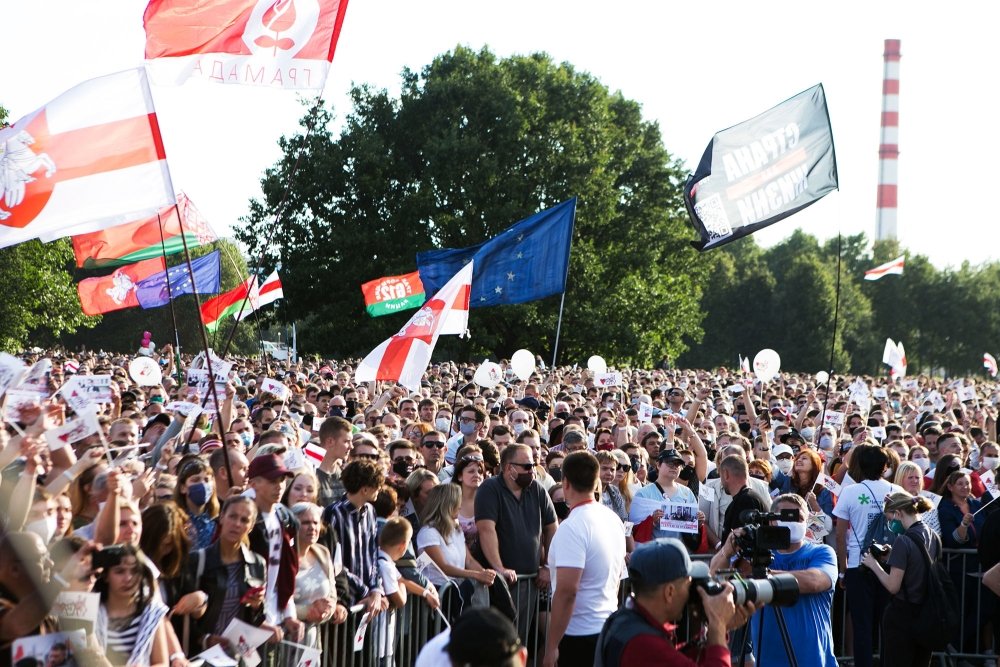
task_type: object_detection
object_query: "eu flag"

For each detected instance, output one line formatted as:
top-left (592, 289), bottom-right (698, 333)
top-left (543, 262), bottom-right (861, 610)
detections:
top-left (136, 250), bottom-right (222, 309)
top-left (417, 199), bottom-right (576, 307)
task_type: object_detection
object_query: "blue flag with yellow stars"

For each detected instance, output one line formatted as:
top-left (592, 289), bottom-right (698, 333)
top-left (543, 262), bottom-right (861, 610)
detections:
top-left (136, 250), bottom-right (221, 309)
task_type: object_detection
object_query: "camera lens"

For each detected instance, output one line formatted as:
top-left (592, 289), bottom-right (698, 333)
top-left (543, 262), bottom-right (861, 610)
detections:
top-left (731, 573), bottom-right (800, 607)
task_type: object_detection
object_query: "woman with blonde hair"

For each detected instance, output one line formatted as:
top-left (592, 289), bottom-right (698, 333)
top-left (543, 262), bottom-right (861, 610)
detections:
top-left (610, 449), bottom-right (637, 512)
top-left (893, 461), bottom-right (940, 534)
top-left (860, 492), bottom-right (939, 666)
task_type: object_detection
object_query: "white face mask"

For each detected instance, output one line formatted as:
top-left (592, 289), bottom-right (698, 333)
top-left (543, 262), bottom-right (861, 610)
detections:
top-left (983, 456), bottom-right (1000, 471)
top-left (818, 435), bottom-right (834, 450)
top-left (512, 422), bottom-right (527, 435)
top-left (777, 520), bottom-right (807, 544)
top-left (25, 515), bottom-right (57, 545)
top-left (882, 468), bottom-right (894, 479)
top-left (775, 459), bottom-right (793, 475)
top-left (913, 457), bottom-right (930, 473)
top-left (435, 417), bottom-right (451, 433)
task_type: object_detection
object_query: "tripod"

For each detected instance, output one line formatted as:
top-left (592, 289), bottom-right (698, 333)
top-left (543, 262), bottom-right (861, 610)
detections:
top-left (736, 566), bottom-right (798, 667)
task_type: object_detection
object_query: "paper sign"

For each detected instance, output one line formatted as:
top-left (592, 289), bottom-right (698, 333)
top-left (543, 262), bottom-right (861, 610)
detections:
top-left (950, 379), bottom-right (964, 390)
top-left (873, 387), bottom-right (888, 400)
top-left (727, 384), bottom-right (744, 394)
top-left (902, 379), bottom-right (919, 391)
top-left (659, 500), bottom-right (699, 534)
top-left (311, 416), bottom-right (326, 433)
top-left (818, 473), bottom-right (842, 496)
top-left (187, 367), bottom-right (230, 409)
top-left (698, 484), bottom-right (717, 502)
top-left (805, 512), bottom-right (830, 543)
top-left (927, 492), bottom-right (942, 508)
top-left (166, 401), bottom-right (200, 416)
top-left (982, 470), bottom-right (999, 497)
top-left (129, 356), bottom-right (162, 386)
top-left (353, 611), bottom-right (373, 652)
top-left (628, 495), bottom-right (664, 524)
top-left (283, 447), bottom-right (306, 471)
top-left (594, 372), bottom-right (623, 388)
top-left (18, 358), bottom-right (53, 397)
top-left (823, 410), bottom-right (845, 428)
top-left (52, 591), bottom-right (99, 626)
top-left (416, 550), bottom-right (448, 584)
top-left (933, 395), bottom-right (947, 411)
top-left (0, 352), bottom-right (28, 399)
top-left (3, 389), bottom-right (43, 422)
top-left (72, 375), bottom-right (113, 403)
top-left (59, 378), bottom-right (93, 414)
top-left (958, 386), bottom-right (976, 403)
top-left (221, 618), bottom-right (272, 664)
top-left (294, 645), bottom-right (322, 667)
top-left (45, 410), bottom-right (100, 451)
top-left (12, 630), bottom-right (86, 666)
top-left (623, 521), bottom-right (633, 537)
top-left (637, 402), bottom-right (654, 424)
top-left (192, 644), bottom-right (240, 667)
top-left (871, 426), bottom-right (887, 441)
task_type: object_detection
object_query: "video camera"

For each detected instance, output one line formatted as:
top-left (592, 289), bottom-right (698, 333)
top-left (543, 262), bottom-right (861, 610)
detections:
top-left (734, 508), bottom-right (799, 572)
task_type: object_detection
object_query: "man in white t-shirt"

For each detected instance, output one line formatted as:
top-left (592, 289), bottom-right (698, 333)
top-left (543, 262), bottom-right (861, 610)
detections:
top-left (832, 445), bottom-right (904, 667)
top-left (543, 451), bottom-right (626, 667)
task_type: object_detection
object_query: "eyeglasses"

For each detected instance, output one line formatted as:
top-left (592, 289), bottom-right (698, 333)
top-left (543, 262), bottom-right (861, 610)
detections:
top-left (352, 452), bottom-right (380, 461)
top-left (459, 417), bottom-right (477, 424)
top-left (422, 441), bottom-right (445, 449)
top-left (393, 456), bottom-right (415, 464)
top-left (155, 493), bottom-right (173, 502)
top-left (508, 461), bottom-right (535, 471)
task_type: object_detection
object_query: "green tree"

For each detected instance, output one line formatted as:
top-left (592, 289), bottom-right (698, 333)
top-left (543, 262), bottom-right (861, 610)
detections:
top-left (237, 46), bottom-right (708, 365)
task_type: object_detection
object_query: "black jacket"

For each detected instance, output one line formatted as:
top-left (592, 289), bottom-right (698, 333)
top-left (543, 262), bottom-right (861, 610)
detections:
top-left (182, 543), bottom-right (266, 651)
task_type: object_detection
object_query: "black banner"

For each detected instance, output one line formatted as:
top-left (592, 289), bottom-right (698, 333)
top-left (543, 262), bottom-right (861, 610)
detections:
top-left (684, 84), bottom-right (838, 251)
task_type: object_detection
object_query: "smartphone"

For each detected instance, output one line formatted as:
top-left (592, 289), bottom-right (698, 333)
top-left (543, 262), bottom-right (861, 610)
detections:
top-left (240, 585), bottom-right (265, 604)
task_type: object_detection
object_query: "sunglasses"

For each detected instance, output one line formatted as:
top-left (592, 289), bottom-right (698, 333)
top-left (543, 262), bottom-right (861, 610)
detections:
top-left (508, 461), bottom-right (535, 471)
top-left (461, 454), bottom-right (485, 463)
top-left (616, 464), bottom-right (630, 472)
top-left (393, 456), bottom-right (415, 464)
top-left (353, 453), bottom-right (380, 461)
top-left (422, 441), bottom-right (446, 449)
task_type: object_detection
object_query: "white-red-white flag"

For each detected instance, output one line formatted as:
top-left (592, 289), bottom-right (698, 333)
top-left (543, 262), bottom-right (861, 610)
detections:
top-left (985, 353), bottom-right (998, 378)
top-left (883, 337), bottom-right (907, 377)
top-left (144, 0), bottom-right (350, 91)
top-left (235, 270), bottom-right (283, 320)
top-left (739, 355), bottom-right (751, 374)
top-left (864, 255), bottom-right (905, 281)
top-left (355, 262), bottom-right (474, 391)
top-left (0, 69), bottom-right (174, 249)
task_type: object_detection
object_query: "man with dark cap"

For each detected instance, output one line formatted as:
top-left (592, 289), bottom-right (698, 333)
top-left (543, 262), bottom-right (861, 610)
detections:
top-left (595, 538), bottom-right (752, 666)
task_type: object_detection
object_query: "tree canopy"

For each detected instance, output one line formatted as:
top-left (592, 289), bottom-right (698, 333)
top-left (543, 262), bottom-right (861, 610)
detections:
top-left (237, 46), bottom-right (708, 365)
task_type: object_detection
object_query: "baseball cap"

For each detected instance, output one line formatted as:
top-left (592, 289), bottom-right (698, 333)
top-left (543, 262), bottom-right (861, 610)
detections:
top-left (772, 444), bottom-right (794, 458)
top-left (447, 608), bottom-right (522, 665)
top-left (780, 429), bottom-right (806, 445)
top-left (629, 537), bottom-right (709, 586)
top-left (657, 449), bottom-right (684, 465)
top-left (247, 453), bottom-right (293, 481)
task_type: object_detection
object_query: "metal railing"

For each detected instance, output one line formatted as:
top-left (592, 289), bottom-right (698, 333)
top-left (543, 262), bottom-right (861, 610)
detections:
top-left (262, 549), bottom-right (997, 666)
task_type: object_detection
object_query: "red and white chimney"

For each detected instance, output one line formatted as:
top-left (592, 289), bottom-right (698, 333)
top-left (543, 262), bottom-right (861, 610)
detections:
top-left (876, 39), bottom-right (901, 241)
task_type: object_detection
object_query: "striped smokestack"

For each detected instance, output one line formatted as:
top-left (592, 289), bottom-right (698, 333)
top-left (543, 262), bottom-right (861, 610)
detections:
top-left (876, 39), bottom-right (901, 241)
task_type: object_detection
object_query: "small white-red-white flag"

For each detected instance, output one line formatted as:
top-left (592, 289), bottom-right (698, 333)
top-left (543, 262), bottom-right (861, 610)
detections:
top-left (144, 0), bottom-right (350, 90)
top-left (0, 69), bottom-right (175, 249)
top-left (355, 262), bottom-right (474, 391)
top-left (864, 255), bottom-right (905, 281)
top-left (235, 270), bottom-right (283, 321)
top-left (985, 353), bottom-right (998, 378)
top-left (883, 337), bottom-right (907, 377)
top-left (739, 355), bottom-right (751, 374)
top-left (304, 442), bottom-right (325, 466)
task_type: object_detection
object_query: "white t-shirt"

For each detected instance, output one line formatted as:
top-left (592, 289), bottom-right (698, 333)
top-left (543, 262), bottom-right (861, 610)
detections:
top-left (832, 478), bottom-right (904, 568)
top-left (376, 550), bottom-right (399, 659)
top-left (416, 524), bottom-right (466, 587)
top-left (261, 510), bottom-right (284, 624)
top-left (548, 501), bottom-right (626, 636)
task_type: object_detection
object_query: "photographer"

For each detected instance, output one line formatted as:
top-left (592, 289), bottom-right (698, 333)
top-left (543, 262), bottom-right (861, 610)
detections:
top-left (710, 494), bottom-right (838, 666)
top-left (860, 492), bottom-right (938, 667)
top-left (595, 538), bottom-right (753, 666)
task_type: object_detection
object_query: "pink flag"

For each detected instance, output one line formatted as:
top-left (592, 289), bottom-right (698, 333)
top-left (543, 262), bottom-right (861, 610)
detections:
top-left (0, 69), bottom-right (174, 249)
top-left (144, 0), bottom-right (350, 90)
top-left (864, 255), bottom-right (905, 281)
top-left (355, 262), bottom-right (474, 391)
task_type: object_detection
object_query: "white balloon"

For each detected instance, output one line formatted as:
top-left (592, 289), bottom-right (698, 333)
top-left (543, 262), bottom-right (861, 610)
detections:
top-left (752, 349), bottom-right (781, 381)
top-left (815, 370), bottom-right (830, 385)
top-left (587, 355), bottom-right (608, 374)
top-left (510, 349), bottom-right (535, 382)
top-left (473, 360), bottom-right (503, 388)
top-left (129, 356), bottom-right (163, 386)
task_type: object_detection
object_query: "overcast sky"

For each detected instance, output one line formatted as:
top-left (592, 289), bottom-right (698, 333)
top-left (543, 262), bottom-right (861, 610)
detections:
top-left (5, 1), bottom-right (997, 269)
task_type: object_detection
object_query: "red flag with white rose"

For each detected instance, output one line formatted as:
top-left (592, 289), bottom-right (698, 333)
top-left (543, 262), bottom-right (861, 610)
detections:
top-left (144, 0), bottom-right (351, 90)
top-left (0, 68), bottom-right (174, 249)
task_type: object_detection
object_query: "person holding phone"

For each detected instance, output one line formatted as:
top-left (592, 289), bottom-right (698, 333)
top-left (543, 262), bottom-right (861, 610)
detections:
top-left (183, 495), bottom-right (273, 652)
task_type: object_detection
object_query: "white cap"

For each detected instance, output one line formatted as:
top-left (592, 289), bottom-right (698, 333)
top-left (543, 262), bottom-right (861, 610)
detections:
top-left (772, 444), bottom-right (794, 458)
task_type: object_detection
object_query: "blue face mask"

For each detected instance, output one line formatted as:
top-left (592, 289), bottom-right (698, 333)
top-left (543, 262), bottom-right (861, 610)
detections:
top-left (240, 431), bottom-right (252, 449)
top-left (460, 422), bottom-right (478, 436)
top-left (188, 482), bottom-right (211, 507)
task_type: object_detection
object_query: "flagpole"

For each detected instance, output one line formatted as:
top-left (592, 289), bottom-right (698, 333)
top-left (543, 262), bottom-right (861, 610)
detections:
top-left (550, 202), bottom-right (577, 368)
top-left (155, 213), bottom-right (183, 382)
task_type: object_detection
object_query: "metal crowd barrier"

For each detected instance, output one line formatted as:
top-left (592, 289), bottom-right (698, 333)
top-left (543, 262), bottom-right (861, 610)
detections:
top-left (262, 550), bottom-right (996, 666)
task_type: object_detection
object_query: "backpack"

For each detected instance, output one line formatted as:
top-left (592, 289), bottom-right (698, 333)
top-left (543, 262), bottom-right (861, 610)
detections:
top-left (902, 530), bottom-right (960, 650)
top-left (856, 482), bottom-right (896, 554)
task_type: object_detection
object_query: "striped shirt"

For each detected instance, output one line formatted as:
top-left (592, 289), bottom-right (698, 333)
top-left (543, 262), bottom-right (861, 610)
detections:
top-left (323, 498), bottom-right (382, 603)
top-left (105, 613), bottom-right (141, 663)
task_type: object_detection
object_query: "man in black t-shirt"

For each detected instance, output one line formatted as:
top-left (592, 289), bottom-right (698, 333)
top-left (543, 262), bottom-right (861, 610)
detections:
top-left (720, 456), bottom-right (765, 544)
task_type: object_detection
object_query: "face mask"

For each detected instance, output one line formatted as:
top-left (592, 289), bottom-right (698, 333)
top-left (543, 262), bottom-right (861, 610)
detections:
top-left (983, 457), bottom-right (999, 471)
top-left (289, 412), bottom-right (304, 426)
top-left (913, 457), bottom-right (930, 472)
top-left (738, 422), bottom-right (751, 434)
top-left (460, 422), bottom-right (478, 436)
top-left (882, 468), bottom-right (894, 480)
top-left (588, 417), bottom-right (597, 429)
top-left (188, 482), bottom-right (211, 507)
top-left (629, 456), bottom-right (641, 474)
top-left (892, 400), bottom-right (901, 412)
top-left (548, 467), bottom-right (563, 482)
top-left (240, 431), bottom-right (253, 449)
top-left (818, 435), bottom-right (834, 450)
top-left (679, 465), bottom-right (696, 482)
top-left (330, 407), bottom-right (345, 418)
top-left (553, 500), bottom-right (570, 521)
top-left (888, 515), bottom-right (905, 535)
top-left (801, 427), bottom-right (815, 441)
top-left (587, 433), bottom-right (596, 449)
top-left (775, 459), bottom-right (793, 475)
top-left (435, 417), bottom-right (451, 432)
top-left (514, 471), bottom-right (534, 489)
top-left (387, 428), bottom-right (401, 441)
top-left (392, 460), bottom-right (413, 478)
top-left (777, 520), bottom-right (806, 543)
top-left (512, 422), bottom-right (526, 435)
top-left (25, 516), bottom-right (57, 545)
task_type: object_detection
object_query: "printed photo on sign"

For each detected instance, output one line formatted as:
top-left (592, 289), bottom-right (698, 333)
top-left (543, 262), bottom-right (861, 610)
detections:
top-left (3, 389), bottom-right (43, 422)
top-left (73, 374), bottom-right (114, 403)
top-left (958, 386), bottom-right (976, 403)
top-left (659, 501), bottom-right (699, 534)
top-left (593, 372), bottom-right (623, 388)
top-left (0, 352), bottom-right (28, 398)
top-left (11, 630), bottom-right (86, 667)
top-left (823, 410), bottom-right (845, 428)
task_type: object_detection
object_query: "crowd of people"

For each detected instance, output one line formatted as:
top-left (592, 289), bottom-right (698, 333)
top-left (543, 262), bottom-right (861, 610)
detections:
top-left (3, 347), bottom-right (1000, 667)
